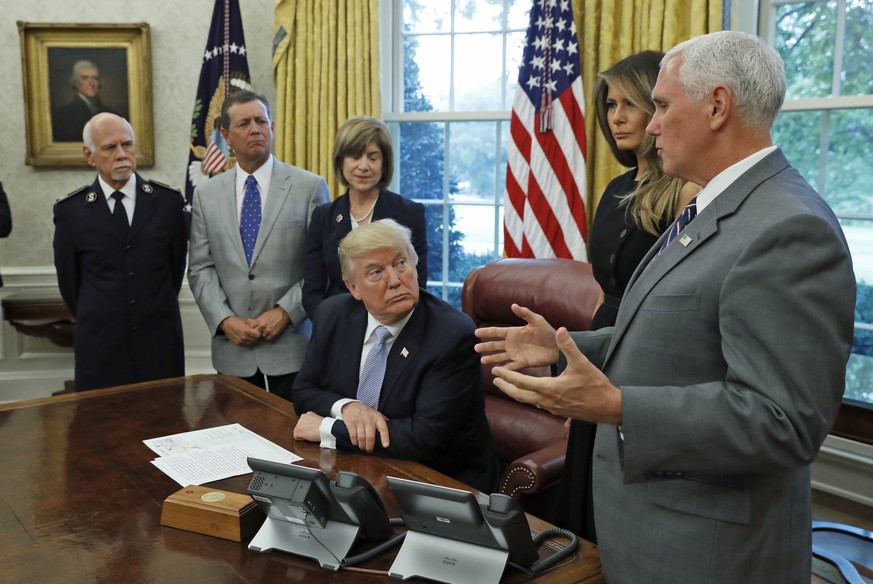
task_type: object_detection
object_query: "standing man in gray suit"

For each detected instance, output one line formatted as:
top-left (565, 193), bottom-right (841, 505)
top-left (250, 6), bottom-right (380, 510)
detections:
top-left (475, 31), bottom-right (855, 583)
top-left (188, 90), bottom-right (330, 400)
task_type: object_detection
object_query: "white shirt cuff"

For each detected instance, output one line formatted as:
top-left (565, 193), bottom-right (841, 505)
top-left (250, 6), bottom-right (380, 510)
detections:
top-left (319, 417), bottom-right (337, 449)
top-left (331, 398), bottom-right (357, 419)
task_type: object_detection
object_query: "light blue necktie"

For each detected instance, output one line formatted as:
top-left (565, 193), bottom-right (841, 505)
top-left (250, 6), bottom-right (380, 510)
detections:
top-left (240, 175), bottom-right (261, 266)
top-left (658, 196), bottom-right (698, 255)
top-left (356, 326), bottom-right (392, 410)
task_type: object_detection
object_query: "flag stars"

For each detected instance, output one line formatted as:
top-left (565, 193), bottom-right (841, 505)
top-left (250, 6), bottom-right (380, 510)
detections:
top-left (526, 75), bottom-right (541, 89)
top-left (560, 0), bottom-right (570, 10)
top-left (230, 42), bottom-right (239, 54)
top-left (555, 18), bottom-right (567, 32)
top-left (563, 61), bottom-right (575, 76)
top-left (550, 59), bottom-right (563, 73)
top-left (532, 55), bottom-right (545, 70)
top-left (567, 40), bottom-right (578, 56)
top-left (554, 37), bottom-right (566, 53)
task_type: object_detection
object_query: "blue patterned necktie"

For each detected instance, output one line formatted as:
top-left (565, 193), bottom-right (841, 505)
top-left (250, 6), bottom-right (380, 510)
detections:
top-left (240, 175), bottom-right (261, 266)
top-left (658, 196), bottom-right (698, 255)
top-left (356, 326), bottom-right (392, 410)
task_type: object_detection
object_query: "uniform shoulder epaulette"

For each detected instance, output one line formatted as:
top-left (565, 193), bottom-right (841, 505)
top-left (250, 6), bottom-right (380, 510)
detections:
top-left (55, 185), bottom-right (90, 204)
top-left (144, 179), bottom-right (182, 194)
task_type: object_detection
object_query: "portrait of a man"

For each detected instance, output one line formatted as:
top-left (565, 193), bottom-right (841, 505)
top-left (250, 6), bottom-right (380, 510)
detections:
top-left (49, 48), bottom-right (129, 143)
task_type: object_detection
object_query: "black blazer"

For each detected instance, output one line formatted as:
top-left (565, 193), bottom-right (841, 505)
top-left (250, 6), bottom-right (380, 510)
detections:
top-left (0, 181), bottom-right (10, 287)
top-left (53, 174), bottom-right (188, 391)
top-left (292, 290), bottom-right (497, 492)
top-left (302, 189), bottom-right (428, 320)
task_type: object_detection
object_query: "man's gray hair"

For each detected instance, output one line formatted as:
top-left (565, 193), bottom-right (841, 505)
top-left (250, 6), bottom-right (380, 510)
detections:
top-left (338, 219), bottom-right (418, 283)
top-left (70, 60), bottom-right (99, 86)
top-left (664, 31), bottom-right (786, 130)
top-left (82, 113), bottom-right (135, 150)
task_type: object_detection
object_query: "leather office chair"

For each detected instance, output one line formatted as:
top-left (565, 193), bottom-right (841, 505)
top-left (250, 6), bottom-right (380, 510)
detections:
top-left (462, 258), bottom-right (601, 522)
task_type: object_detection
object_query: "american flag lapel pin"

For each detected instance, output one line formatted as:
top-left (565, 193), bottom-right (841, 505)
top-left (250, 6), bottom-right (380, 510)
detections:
top-left (679, 234), bottom-right (692, 247)
top-left (400, 347), bottom-right (409, 358)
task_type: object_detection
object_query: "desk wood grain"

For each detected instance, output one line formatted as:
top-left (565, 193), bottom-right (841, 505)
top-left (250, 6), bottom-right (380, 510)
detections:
top-left (0, 374), bottom-right (603, 583)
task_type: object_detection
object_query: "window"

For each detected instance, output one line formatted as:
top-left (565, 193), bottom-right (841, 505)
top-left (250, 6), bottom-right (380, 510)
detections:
top-left (760, 0), bottom-right (873, 409)
top-left (382, 0), bottom-right (529, 306)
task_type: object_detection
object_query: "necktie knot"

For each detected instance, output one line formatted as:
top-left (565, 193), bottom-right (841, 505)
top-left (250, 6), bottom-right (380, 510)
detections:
top-left (658, 196), bottom-right (698, 255)
top-left (240, 175), bottom-right (262, 266)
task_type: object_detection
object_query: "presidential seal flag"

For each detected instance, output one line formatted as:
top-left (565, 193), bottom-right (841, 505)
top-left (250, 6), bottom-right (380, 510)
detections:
top-left (504, 0), bottom-right (587, 260)
top-left (185, 0), bottom-right (252, 222)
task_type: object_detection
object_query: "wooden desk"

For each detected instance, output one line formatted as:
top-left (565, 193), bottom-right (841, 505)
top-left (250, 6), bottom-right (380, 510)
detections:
top-left (0, 374), bottom-right (603, 583)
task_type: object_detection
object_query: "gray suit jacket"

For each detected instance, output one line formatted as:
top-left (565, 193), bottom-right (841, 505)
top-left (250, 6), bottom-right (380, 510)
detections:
top-left (570, 150), bottom-right (855, 583)
top-left (188, 158), bottom-right (330, 376)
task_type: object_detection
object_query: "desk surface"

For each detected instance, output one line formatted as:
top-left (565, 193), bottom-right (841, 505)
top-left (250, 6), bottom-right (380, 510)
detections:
top-left (0, 374), bottom-right (603, 583)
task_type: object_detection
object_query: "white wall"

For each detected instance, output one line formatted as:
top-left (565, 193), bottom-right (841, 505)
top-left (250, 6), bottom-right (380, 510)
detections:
top-left (0, 0), bottom-right (276, 400)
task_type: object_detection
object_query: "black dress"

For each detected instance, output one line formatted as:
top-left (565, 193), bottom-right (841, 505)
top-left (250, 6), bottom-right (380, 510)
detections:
top-left (556, 168), bottom-right (666, 541)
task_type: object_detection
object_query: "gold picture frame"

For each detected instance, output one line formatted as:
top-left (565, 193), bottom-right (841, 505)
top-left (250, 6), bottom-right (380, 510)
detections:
top-left (18, 22), bottom-right (154, 167)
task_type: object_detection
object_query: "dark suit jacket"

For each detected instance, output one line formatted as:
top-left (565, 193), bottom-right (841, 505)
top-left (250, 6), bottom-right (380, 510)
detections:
top-left (570, 149), bottom-right (855, 583)
top-left (292, 290), bottom-right (497, 492)
top-left (53, 174), bottom-right (187, 391)
top-left (51, 96), bottom-right (115, 142)
top-left (302, 189), bottom-right (428, 320)
top-left (0, 181), bottom-right (10, 287)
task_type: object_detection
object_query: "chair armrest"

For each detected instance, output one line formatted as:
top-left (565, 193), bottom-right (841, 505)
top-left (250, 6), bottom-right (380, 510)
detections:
top-left (497, 440), bottom-right (567, 498)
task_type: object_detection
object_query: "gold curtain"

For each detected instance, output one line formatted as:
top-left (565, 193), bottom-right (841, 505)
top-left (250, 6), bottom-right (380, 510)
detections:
top-left (571, 0), bottom-right (722, 222)
top-left (273, 0), bottom-right (381, 197)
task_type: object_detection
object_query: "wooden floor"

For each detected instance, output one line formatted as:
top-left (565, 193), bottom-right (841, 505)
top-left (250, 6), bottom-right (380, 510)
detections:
top-left (811, 491), bottom-right (873, 583)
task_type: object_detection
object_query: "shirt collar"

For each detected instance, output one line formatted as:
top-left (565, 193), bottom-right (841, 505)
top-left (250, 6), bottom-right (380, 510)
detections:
top-left (98, 175), bottom-right (136, 203)
top-left (364, 308), bottom-right (415, 342)
top-left (235, 155), bottom-right (274, 194)
top-left (695, 145), bottom-right (777, 213)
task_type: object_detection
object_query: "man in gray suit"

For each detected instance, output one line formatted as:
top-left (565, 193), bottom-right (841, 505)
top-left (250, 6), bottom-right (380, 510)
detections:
top-left (188, 90), bottom-right (329, 400)
top-left (475, 32), bottom-right (855, 583)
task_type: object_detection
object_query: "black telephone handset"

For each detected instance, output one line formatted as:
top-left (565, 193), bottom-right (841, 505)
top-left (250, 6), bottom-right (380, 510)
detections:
top-left (480, 493), bottom-right (539, 567)
top-left (330, 471), bottom-right (393, 542)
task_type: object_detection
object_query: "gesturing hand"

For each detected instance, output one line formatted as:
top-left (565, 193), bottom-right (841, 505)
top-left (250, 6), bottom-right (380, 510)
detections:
top-left (491, 327), bottom-right (623, 426)
top-left (474, 304), bottom-right (559, 370)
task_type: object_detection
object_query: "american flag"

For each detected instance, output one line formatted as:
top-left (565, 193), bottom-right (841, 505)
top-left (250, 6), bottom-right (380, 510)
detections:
top-left (504, 0), bottom-right (588, 260)
top-left (184, 0), bottom-right (252, 228)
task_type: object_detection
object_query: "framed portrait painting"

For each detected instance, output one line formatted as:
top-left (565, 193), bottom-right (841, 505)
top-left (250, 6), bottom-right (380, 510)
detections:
top-left (18, 22), bottom-right (154, 167)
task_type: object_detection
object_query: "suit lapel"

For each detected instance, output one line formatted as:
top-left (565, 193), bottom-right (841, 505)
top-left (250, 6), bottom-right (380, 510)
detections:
top-left (84, 178), bottom-right (124, 240)
top-left (128, 175), bottom-right (156, 240)
top-left (216, 169), bottom-right (248, 265)
top-left (250, 162), bottom-right (292, 266)
top-left (378, 301), bottom-right (425, 406)
top-left (604, 149), bottom-right (791, 364)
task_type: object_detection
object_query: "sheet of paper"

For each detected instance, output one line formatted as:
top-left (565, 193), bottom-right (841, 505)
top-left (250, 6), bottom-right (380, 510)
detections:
top-left (144, 423), bottom-right (302, 487)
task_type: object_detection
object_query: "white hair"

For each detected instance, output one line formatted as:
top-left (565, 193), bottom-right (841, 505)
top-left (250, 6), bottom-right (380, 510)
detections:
top-left (664, 31), bottom-right (786, 130)
top-left (82, 113), bottom-right (135, 150)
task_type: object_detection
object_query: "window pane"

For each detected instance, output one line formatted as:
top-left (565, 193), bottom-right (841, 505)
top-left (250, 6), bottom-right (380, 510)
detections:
top-left (448, 121), bottom-right (499, 201)
top-left (397, 121), bottom-right (446, 201)
top-left (403, 0), bottom-right (451, 34)
top-left (423, 203), bottom-right (446, 283)
top-left (772, 110), bottom-right (822, 191)
top-left (842, 0), bottom-right (873, 95)
top-left (404, 35), bottom-right (450, 112)
top-left (507, 0), bottom-right (531, 29)
top-left (505, 31), bottom-right (526, 108)
top-left (848, 216), bottom-right (873, 405)
top-left (454, 33), bottom-right (504, 111)
top-left (455, 0), bottom-right (502, 32)
top-left (824, 109), bottom-right (873, 215)
top-left (774, 1), bottom-right (837, 99)
top-left (452, 204), bottom-right (501, 259)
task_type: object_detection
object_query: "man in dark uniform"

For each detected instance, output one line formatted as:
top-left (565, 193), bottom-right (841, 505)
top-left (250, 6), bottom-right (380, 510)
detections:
top-left (53, 113), bottom-right (187, 391)
top-left (52, 60), bottom-right (116, 143)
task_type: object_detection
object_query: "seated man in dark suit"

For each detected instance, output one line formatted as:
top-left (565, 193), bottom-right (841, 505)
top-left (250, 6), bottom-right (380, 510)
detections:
top-left (292, 219), bottom-right (497, 492)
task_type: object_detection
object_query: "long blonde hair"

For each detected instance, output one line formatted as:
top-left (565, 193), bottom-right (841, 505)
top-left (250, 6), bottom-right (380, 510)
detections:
top-left (594, 51), bottom-right (687, 235)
